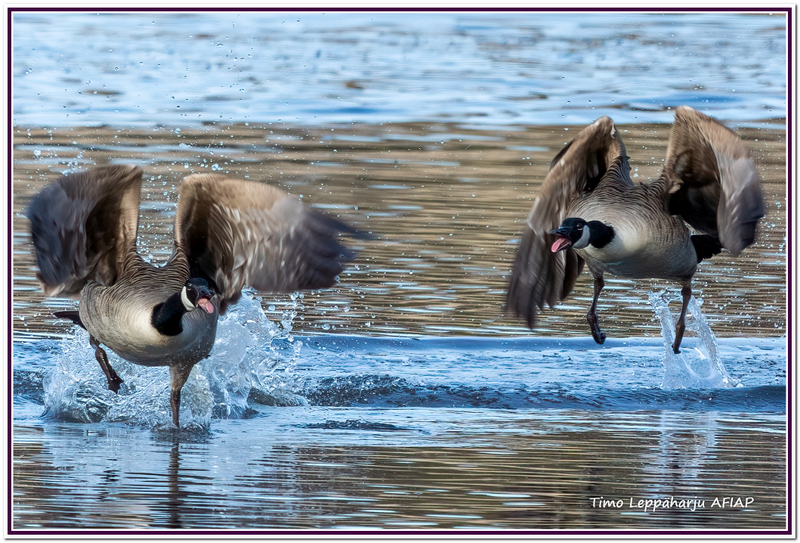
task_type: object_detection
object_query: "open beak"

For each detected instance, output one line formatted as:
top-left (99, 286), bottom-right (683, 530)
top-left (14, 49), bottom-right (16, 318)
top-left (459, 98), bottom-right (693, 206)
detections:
top-left (550, 235), bottom-right (572, 253)
top-left (196, 286), bottom-right (216, 314)
top-left (197, 297), bottom-right (215, 314)
top-left (549, 229), bottom-right (573, 253)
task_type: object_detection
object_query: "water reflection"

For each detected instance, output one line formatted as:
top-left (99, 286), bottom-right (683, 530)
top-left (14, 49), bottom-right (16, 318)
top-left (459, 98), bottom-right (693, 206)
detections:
top-left (12, 122), bottom-right (787, 341)
top-left (165, 442), bottom-right (184, 529)
top-left (12, 410), bottom-right (786, 530)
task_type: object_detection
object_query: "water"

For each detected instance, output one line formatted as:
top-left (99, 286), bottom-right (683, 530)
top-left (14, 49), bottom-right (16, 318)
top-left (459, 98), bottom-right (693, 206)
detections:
top-left (12, 293), bottom-right (788, 530)
top-left (10, 9), bottom-right (789, 533)
top-left (650, 291), bottom-right (737, 389)
top-left (12, 11), bottom-right (787, 128)
top-left (16, 292), bottom-right (784, 426)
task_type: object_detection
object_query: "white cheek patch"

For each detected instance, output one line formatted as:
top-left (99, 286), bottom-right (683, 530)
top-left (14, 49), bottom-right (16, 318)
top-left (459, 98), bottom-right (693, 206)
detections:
top-left (180, 286), bottom-right (195, 311)
top-left (573, 227), bottom-right (591, 249)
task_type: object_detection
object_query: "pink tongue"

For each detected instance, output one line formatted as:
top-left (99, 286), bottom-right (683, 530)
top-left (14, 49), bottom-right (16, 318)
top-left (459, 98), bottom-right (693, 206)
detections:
top-left (198, 298), bottom-right (215, 314)
top-left (551, 236), bottom-right (571, 253)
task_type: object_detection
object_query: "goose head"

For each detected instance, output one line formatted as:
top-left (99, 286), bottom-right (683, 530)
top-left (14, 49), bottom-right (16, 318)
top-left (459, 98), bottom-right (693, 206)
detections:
top-left (181, 278), bottom-right (216, 314)
top-left (550, 218), bottom-right (614, 252)
top-left (550, 218), bottom-right (592, 252)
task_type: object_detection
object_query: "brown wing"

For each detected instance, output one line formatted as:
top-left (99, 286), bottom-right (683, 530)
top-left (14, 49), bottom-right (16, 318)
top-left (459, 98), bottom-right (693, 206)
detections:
top-left (507, 116), bottom-right (626, 328)
top-left (174, 174), bottom-right (364, 313)
top-left (26, 165), bottom-right (143, 298)
top-left (664, 106), bottom-right (764, 256)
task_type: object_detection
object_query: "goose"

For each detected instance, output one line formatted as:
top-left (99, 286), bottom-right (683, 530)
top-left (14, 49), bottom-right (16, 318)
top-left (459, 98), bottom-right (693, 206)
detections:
top-left (507, 106), bottom-right (764, 353)
top-left (27, 165), bottom-right (367, 427)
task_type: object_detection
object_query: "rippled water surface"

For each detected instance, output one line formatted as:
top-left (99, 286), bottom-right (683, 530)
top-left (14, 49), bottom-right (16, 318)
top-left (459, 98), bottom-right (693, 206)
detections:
top-left (12, 10), bottom-right (787, 128)
top-left (10, 9), bottom-right (789, 534)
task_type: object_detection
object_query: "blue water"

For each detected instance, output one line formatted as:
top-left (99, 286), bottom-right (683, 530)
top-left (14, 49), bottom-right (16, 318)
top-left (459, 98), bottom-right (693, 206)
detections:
top-left (13, 293), bottom-right (787, 429)
top-left (11, 295), bottom-right (787, 531)
top-left (15, 335), bottom-right (787, 421)
top-left (11, 10), bottom-right (787, 128)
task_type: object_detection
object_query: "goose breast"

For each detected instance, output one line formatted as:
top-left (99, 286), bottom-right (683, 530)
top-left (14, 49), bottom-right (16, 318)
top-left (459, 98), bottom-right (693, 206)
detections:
top-left (79, 272), bottom-right (218, 367)
top-left (570, 186), bottom-right (698, 280)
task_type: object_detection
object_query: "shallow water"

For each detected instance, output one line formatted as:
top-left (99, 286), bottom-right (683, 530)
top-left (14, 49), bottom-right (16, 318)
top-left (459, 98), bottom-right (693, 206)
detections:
top-left (12, 412), bottom-right (787, 531)
top-left (10, 9), bottom-right (789, 534)
top-left (12, 295), bottom-right (789, 531)
top-left (11, 124), bottom-right (788, 531)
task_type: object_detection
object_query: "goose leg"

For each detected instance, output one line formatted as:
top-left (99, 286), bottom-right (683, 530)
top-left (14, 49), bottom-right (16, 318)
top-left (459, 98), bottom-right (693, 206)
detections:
top-left (587, 275), bottom-right (606, 345)
top-left (169, 363), bottom-right (194, 427)
top-left (90, 336), bottom-right (123, 393)
top-left (672, 283), bottom-right (692, 354)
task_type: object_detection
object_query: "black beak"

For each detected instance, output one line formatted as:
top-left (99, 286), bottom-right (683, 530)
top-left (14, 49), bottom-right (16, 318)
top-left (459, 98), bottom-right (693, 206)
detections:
top-left (550, 226), bottom-right (571, 237)
top-left (198, 286), bottom-right (215, 300)
top-left (193, 285), bottom-right (217, 314)
top-left (548, 226), bottom-right (574, 253)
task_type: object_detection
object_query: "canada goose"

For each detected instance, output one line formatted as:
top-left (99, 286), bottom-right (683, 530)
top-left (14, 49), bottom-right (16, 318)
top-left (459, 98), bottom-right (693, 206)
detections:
top-left (27, 165), bottom-right (366, 426)
top-left (507, 106), bottom-right (764, 353)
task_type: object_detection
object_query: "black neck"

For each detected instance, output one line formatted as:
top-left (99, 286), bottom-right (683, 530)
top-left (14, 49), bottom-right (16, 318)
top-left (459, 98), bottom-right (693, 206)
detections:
top-left (587, 221), bottom-right (615, 248)
top-left (151, 292), bottom-right (188, 336)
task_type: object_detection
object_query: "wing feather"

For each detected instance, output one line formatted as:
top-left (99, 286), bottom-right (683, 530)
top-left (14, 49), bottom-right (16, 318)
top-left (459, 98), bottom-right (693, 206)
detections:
top-left (175, 174), bottom-right (364, 314)
top-left (507, 116), bottom-right (624, 328)
top-left (26, 165), bottom-right (142, 297)
top-left (664, 106), bottom-right (764, 255)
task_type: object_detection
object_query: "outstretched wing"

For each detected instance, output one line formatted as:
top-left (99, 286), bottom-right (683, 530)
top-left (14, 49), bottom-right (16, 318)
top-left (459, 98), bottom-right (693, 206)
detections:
top-left (663, 106), bottom-right (764, 256)
top-left (507, 116), bottom-right (627, 328)
top-left (26, 165), bottom-right (143, 298)
top-left (174, 174), bottom-right (365, 314)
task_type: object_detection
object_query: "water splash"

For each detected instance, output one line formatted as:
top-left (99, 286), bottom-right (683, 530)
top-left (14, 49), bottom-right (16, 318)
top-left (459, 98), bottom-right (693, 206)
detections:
top-left (648, 290), bottom-right (738, 389)
top-left (42, 290), bottom-right (308, 428)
